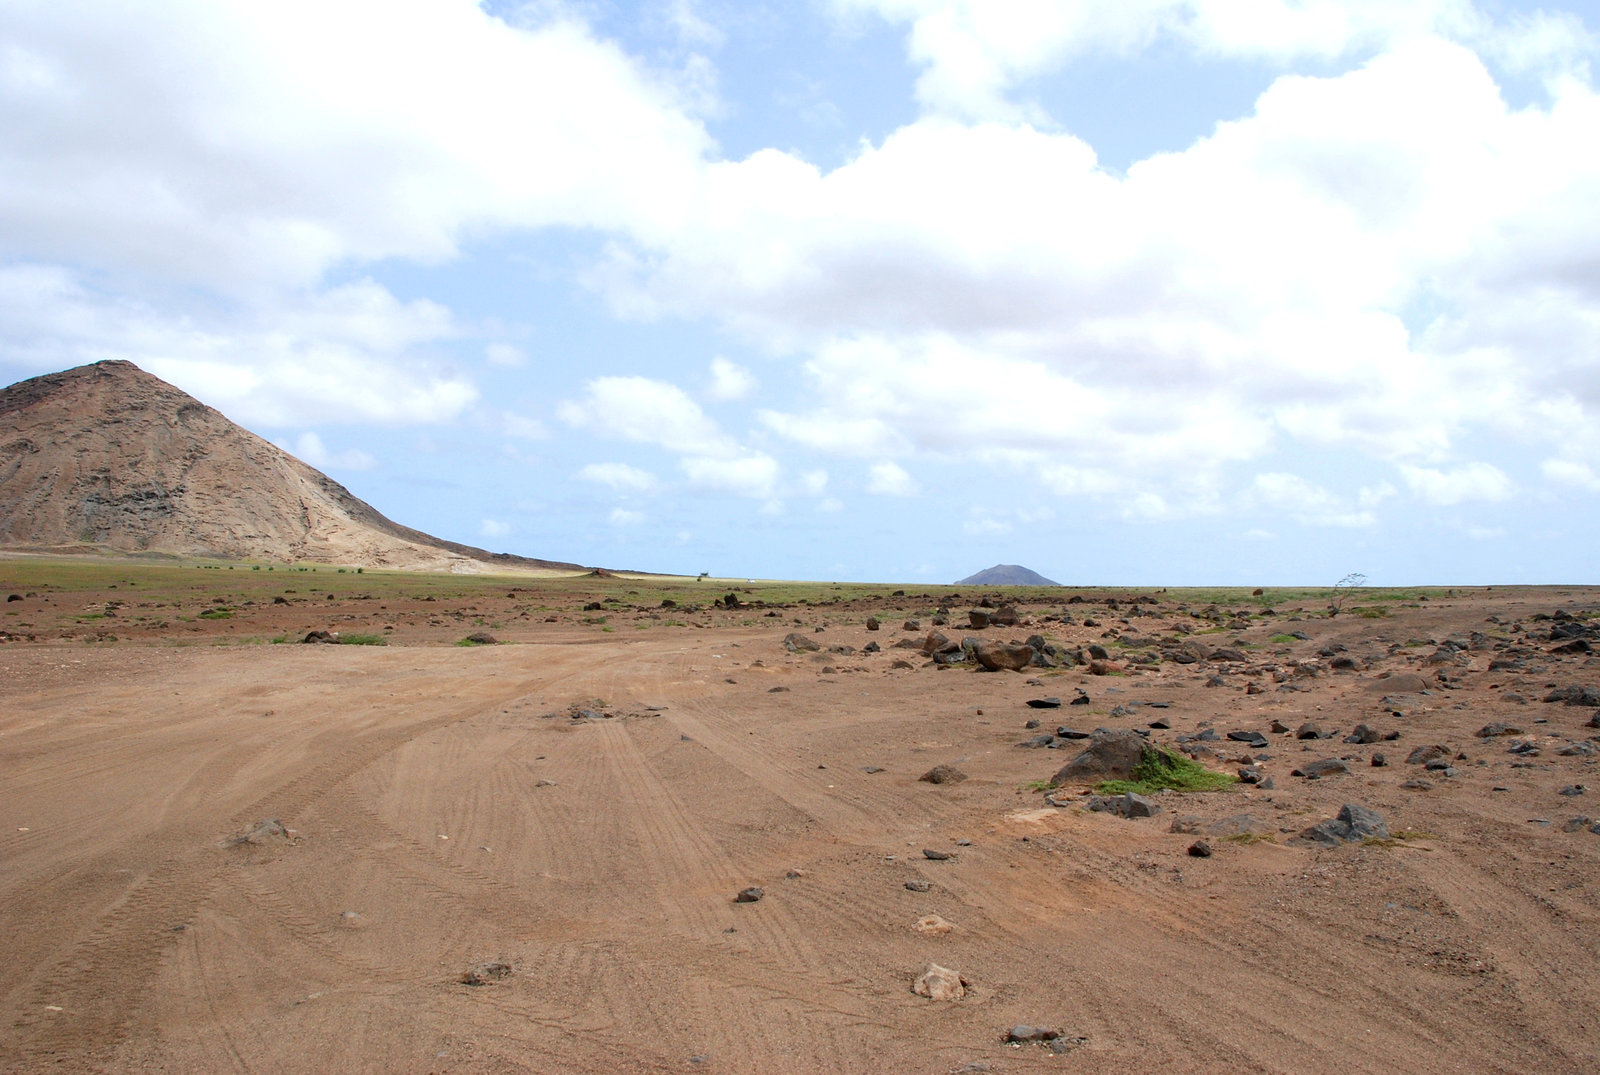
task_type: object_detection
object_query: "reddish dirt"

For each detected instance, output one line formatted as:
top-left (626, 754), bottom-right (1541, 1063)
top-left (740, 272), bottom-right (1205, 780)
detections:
top-left (2, 580), bottom-right (1598, 1073)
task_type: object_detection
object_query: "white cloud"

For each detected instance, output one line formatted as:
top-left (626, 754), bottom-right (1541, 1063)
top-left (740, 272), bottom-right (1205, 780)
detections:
top-left (828, 0), bottom-right (1576, 121)
top-left (0, 266), bottom-right (477, 427)
top-left (681, 453), bottom-right (780, 498)
top-left (586, 31), bottom-right (1600, 518)
top-left (1399, 462), bottom-right (1515, 505)
top-left (799, 469), bottom-right (830, 495)
top-left (706, 355), bottom-right (756, 400)
top-left (1247, 472), bottom-right (1377, 527)
top-left (817, 496), bottom-right (845, 513)
top-left (282, 431), bottom-right (376, 472)
top-left (0, 2), bottom-right (712, 291)
top-left (1542, 458), bottom-right (1600, 491)
top-left (486, 343), bottom-right (527, 367)
top-left (866, 460), bottom-right (919, 496)
top-left (558, 376), bottom-right (735, 456)
top-left (609, 507), bottom-right (646, 526)
top-left (962, 514), bottom-right (1011, 536)
top-left (480, 518), bottom-right (511, 538)
top-left (501, 413), bottom-right (549, 440)
top-left (577, 462), bottom-right (659, 491)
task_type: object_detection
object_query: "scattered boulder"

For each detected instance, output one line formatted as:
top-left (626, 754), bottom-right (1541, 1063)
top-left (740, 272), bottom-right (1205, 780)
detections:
top-left (1048, 729), bottom-right (1147, 786)
top-left (905, 879), bottom-right (932, 892)
top-left (1006, 1026), bottom-right (1061, 1044)
top-left (783, 633), bottom-right (821, 653)
top-left (1027, 697), bottom-right (1062, 709)
top-left (1086, 792), bottom-right (1162, 818)
top-left (1295, 722), bottom-right (1323, 740)
top-left (1227, 731), bottom-right (1268, 748)
top-left (1292, 759), bottom-right (1351, 779)
top-left (920, 765), bottom-right (967, 785)
top-left (1344, 724), bottom-right (1380, 744)
top-left (301, 630), bottom-right (338, 644)
top-left (914, 914), bottom-right (955, 936)
top-left (1543, 685), bottom-right (1600, 706)
top-left (1476, 722), bottom-right (1524, 737)
top-left (922, 848), bottom-right (954, 861)
top-left (990, 605), bottom-right (1019, 627)
top-left (865, 617), bottom-right (880, 631)
top-left (1208, 813), bottom-right (1264, 838)
top-left (463, 631), bottom-right (498, 645)
top-left (1366, 673), bottom-right (1430, 694)
top-left (1288, 803), bottom-right (1389, 848)
top-left (1406, 744), bottom-right (1450, 765)
top-left (1188, 840), bottom-right (1213, 858)
top-left (972, 640), bottom-right (1035, 672)
top-left (913, 963), bottom-right (967, 1001)
top-left (460, 961), bottom-right (512, 986)
top-left (734, 886), bottom-right (765, 903)
top-left (968, 610), bottom-right (990, 629)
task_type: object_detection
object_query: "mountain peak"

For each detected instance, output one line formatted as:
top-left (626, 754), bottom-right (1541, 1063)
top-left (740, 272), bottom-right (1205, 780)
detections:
top-left (955, 564), bottom-right (1060, 586)
top-left (0, 361), bottom-right (583, 573)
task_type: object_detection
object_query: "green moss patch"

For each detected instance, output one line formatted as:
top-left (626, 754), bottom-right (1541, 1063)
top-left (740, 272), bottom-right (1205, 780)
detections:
top-left (1096, 746), bottom-right (1237, 796)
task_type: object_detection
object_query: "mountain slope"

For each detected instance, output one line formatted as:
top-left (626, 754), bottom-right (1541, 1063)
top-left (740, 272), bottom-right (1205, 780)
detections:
top-left (955, 563), bottom-right (1061, 586)
top-left (0, 360), bottom-right (586, 573)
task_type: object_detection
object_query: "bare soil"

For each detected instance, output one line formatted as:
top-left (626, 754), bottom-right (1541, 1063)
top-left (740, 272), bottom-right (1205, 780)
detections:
top-left (3, 571), bottom-right (1598, 1073)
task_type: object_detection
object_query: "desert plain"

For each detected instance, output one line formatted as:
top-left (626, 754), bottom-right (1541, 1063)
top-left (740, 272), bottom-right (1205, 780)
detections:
top-left (2, 559), bottom-right (1598, 1074)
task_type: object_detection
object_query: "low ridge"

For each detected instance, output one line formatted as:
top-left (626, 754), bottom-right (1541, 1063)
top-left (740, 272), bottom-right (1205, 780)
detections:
top-left (0, 360), bottom-right (587, 573)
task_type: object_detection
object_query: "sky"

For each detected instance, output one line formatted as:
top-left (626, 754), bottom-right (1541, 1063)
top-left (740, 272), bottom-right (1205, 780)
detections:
top-left (2, 0), bottom-right (1599, 585)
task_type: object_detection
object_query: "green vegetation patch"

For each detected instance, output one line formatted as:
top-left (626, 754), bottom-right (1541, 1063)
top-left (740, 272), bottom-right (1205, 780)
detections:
top-left (337, 633), bottom-right (388, 646)
top-left (1096, 746), bottom-right (1238, 796)
top-left (1268, 633), bottom-right (1300, 643)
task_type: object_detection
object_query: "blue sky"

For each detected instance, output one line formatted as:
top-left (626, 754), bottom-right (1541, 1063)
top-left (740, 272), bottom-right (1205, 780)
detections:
top-left (2, 0), bottom-right (1599, 584)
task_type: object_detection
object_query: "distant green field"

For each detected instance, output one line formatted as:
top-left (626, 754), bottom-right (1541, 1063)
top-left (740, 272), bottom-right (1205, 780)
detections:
top-left (0, 554), bottom-right (1465, 611)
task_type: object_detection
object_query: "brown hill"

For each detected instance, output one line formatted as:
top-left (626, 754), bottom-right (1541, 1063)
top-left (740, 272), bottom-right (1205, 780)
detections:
top-left (0, 360), bottom-right (587, 573)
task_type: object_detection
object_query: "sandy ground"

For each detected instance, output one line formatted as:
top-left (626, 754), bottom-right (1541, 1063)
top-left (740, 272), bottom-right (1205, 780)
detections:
top-left (2, 582), bottom-right (1599, 1073)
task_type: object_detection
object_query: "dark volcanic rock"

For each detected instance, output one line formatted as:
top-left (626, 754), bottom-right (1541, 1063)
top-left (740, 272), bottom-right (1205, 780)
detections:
top-left (1288, 803), bottom-right (1389, 848)
top-left (920, 765), bottom-right (968, 785)
top-left (1048, 729), bottom-right (1147, 786)
top-left (1293, 759), bottom-right (1351, 779)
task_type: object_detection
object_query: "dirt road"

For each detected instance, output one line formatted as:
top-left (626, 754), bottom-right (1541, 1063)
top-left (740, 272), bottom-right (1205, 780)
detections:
top-left (2, 586), bottom-right (1598, 1073)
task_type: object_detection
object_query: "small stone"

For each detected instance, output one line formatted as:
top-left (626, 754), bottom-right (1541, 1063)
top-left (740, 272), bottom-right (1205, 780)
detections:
top-left (1027, 697), bottom-right (1063, 709)
top-left (1188, 840), bottom-right (1213, 857)
top-left (1227, 731), bottom-right (1268, 748)
top-left (1295, 722), bottom-right (1323, 740)
top-left (1401, 779), bottom-right (1434, 790)
top-left (914, 914), bottom-right (955, 936)
top-left (1169, 815), bottom-right (1205, 834)
top-left (734, 886), bottom-right (764, 903)
top-left (1371, 753), bottom-right (1387, 767)
top-left (923, 848), bottom-right (953, 860)
top-left (1561, 817), bottom-right (1592, 833)
top-left (1476, 722), bottom-right (1524, 737)
top-left (905, 879), bottom-right (932, 892)
top-left (912, 962), bottom-right (967, 1000)
top-left (1292, 759), bottom-right (1350, 779)
top-left (1559, 785), bottom-right (1586, 797)
top-left (1344, 724), bottom-right (1380, 744)
top-left (919, 765), bottom-right (967, 784)
top-left (1006, 1026), bottom-right (1060, 1043)
top-left (460, 961), bottom-right (512, 986)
